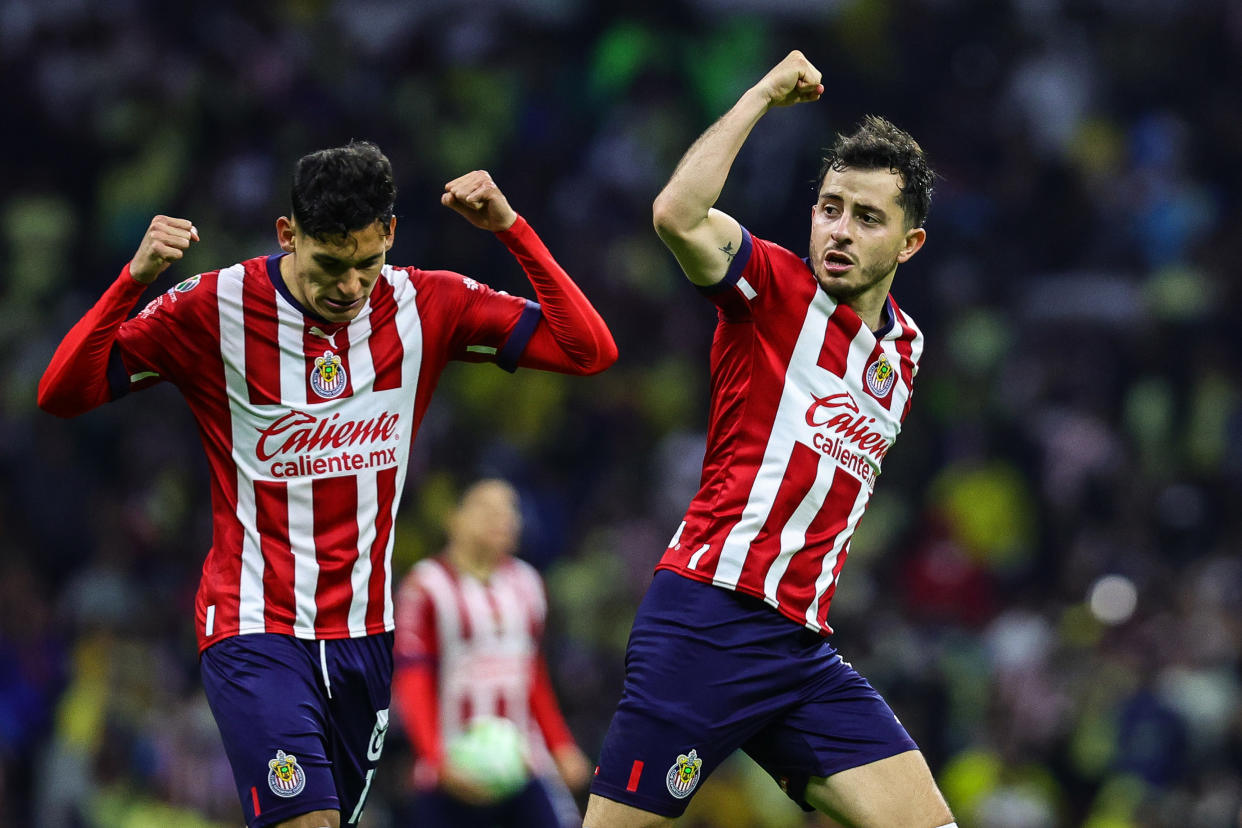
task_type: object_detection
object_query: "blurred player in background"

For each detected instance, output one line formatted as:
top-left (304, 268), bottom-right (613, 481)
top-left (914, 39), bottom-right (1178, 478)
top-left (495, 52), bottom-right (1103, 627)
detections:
top-left (37, 141), bottom-right (616, 828)
top-left (393, 477), bottom-right (592, 827)
top-left (585, 51), bottom-right (956, 828)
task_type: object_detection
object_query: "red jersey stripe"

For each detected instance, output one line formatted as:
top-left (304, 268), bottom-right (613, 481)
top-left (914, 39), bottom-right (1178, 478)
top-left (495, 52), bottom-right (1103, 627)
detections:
top-left (365, 466), bottom-right (397, 633)
top-left (311, 474), bottom-right (360, 632)
top-left (254, 479), bottom-right (296, 634)
top-left (734, 441), bottom-right (823, 597)
top-left (367, 277), bottom-right (404, 392)
top-left (243, 262), bottom-right (281, 406)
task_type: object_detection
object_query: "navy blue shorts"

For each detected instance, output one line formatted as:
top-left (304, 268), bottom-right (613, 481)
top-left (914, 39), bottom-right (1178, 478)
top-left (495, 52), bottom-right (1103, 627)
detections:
top-left (200, 632), bottom-right (393, 827)
top-left (590, 571), bottom-right (917, 818)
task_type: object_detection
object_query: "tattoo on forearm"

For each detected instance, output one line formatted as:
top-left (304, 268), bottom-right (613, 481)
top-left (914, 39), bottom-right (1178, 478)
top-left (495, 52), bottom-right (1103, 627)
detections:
top-left (720, 241), bottom-right (737, 262)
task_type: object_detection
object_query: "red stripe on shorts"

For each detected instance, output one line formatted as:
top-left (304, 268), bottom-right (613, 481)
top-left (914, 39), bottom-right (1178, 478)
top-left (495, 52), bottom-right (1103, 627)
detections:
top-left (627, 760), bottom-right (644, 792)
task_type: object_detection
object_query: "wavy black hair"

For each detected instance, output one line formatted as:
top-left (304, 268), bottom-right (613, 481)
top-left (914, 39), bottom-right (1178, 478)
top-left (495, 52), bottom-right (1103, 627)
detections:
top-left (817, 115), bottom-right (935, 229)
top-left (290, 140), bottom-right (396, 240)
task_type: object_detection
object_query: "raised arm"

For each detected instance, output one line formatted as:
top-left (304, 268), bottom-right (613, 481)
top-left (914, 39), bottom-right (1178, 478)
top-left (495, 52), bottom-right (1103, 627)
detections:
top-left (652, 50), bottom-right (823, 286)
top-left (37, 216), bottom-right (199, 417)
top-left (443, 171), bottom-right (617, 375)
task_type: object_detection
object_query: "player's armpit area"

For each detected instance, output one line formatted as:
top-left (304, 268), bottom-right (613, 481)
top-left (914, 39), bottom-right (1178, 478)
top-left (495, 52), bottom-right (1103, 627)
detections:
top-left (652, 207), bottom-right (743, 288)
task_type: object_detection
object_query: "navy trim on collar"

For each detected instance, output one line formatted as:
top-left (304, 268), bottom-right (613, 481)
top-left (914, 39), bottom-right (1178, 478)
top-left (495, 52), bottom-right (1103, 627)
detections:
top-left (267, 252), bottom-right (333, 324)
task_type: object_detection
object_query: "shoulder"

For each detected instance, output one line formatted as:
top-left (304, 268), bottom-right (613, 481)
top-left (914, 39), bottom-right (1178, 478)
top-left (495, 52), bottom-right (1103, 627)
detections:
top-left (134, 268), bottom-right (225, 322)
top-left (887, 296), bottom-right (924, 343)
top-left (401, 557), bottom-right (450, 594)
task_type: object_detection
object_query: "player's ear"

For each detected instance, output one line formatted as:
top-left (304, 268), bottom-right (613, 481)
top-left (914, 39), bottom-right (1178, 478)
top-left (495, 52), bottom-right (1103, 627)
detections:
top-left (276, 216), bottom-right (296, 252)
top-left (384, 216), bottom-right (396, 251)
top-left (897, 227), bottom-right (926, 263)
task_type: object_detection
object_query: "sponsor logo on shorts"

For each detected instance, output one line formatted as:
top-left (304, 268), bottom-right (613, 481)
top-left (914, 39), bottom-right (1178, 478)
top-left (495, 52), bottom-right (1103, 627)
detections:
top-left (665, 749), bottom-right (703, 799)
top-left (310, 349), bottom-right (347, 399)
top-left (267, 750), bottom-right (306, 798)
top-left (367, 708), bottom-right (389, 762)
top-left (864, 353), bottom-right (896, 398)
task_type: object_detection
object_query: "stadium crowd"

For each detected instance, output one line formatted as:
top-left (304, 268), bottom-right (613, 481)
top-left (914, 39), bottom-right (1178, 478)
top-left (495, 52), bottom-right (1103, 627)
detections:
top-left (1, 0), bottom-right (1240, 826)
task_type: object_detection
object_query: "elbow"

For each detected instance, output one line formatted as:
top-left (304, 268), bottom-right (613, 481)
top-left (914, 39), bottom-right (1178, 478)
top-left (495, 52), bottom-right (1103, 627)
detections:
top-left (589, 337), bottom-right (620, 375)
top-left (37, 386), bottom-right (76, 418)
top-left (652, 191), bottom-right (690, 238)
top-left (572, 336), bottom-right (619, 377)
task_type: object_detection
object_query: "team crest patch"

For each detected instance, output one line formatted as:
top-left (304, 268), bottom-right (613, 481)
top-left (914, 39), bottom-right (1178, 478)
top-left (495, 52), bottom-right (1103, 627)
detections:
top-left (267, 750), bottom-right (306, 798)
top-left (310, 349), bottom-right (347, 399)
top-left (865, 354), bottom-right (896, 398)
top-left (665, 749), bottom-right (703, 799)
top-left (174, 274), bottom-right (201, 293)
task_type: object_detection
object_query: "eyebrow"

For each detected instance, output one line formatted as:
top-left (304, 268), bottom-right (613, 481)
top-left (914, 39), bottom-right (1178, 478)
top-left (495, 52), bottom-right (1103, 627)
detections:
top-left (819, 191), bottom-right (889, 219)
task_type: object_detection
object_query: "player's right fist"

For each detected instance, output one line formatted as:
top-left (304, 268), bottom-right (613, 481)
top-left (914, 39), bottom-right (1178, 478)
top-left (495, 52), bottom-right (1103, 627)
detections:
top-left (129, 215), bottom-right (199, 284)
top-left (754, 50), bottom-right (823, 109)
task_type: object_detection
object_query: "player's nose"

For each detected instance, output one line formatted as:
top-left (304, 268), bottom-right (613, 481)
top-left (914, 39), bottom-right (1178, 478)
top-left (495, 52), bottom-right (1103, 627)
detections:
top-left (338, 270), bottom-right (365, 298)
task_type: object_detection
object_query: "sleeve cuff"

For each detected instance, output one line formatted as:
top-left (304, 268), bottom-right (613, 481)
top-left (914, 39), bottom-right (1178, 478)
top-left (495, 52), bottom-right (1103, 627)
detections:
top-left (494, 213), bottom-right (531, 245)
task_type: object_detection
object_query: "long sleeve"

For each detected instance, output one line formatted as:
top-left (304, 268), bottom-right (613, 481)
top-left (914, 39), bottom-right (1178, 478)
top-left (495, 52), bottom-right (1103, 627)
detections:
top-left (38, 265), bottom-right (149, 418)
top-left (528, 653), bottom-right (575, 753)
top-left (392, 660), bottom-right (445, 777)
top-left (496, 216), bottom-right (618, 375)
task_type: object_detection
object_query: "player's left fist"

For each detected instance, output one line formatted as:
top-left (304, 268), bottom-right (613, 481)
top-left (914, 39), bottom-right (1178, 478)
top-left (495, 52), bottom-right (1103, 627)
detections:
top-left (441, 170), bottom-right (518, 232)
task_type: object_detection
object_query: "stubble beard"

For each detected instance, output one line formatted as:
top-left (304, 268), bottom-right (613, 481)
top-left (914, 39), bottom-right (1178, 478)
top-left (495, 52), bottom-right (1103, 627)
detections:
top-left (811, 246), bottom-right (899, 303)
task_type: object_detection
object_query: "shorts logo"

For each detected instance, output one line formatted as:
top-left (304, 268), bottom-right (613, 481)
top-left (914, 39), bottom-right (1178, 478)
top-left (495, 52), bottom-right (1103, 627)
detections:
top-left (174, 274), bottom-right (201, 293)
top-left (310, 350), bottom-right (347, 399)
top-left (267, 750), bottom-right (306, 798)
top-left (665, 749), bottom-right (703, 799)
top-left (864, 354), bottom-right (896, 398)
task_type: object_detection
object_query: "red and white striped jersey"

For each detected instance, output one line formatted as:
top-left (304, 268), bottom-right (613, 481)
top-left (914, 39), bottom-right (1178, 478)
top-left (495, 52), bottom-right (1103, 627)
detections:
top-left (657, 227), bottom-right (924, 634)
top-left (394, 556), bottom-right (557, 770)
top-left (115, 255), bottom-right (536, 651)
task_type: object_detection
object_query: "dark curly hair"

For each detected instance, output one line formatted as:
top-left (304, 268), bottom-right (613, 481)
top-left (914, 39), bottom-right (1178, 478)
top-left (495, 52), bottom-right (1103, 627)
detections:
top-left (817, 115), bottom-right (934, 229)
top-left (290, 140), bottom-right (397, 240)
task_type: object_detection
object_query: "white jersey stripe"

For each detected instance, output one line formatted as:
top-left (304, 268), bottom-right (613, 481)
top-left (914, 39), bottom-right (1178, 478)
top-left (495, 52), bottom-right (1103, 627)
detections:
top-left (274, 293), bottom-right (320, 636)
top-left (763, 458), bottom-right (835, 603)
top-left (217, 265), bottom-right (267, 635)
top-left (350, 470), bottom-right (379, 637)
top-left (713, 289), bottom-right (835, 587)
top-left (347, 313), bottom-right (378, 637)
top-left (804, 482), bottom-right (870, 628)
top-left (287, 479), bottom-right (319, 635)
top-left (459, 577), bottom-right (495, 720)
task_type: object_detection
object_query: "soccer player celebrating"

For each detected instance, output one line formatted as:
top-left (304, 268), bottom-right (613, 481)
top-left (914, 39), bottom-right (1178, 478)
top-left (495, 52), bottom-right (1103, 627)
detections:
top-left (584, 51), bottom-right (957, 828)
top-left (38, 142), bottom-right (616, 828)
top-left (393, 478), bottom-right (592, 827)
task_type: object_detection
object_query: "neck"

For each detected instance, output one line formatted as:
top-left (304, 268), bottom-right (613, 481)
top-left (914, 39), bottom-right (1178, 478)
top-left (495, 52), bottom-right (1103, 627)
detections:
top-left (446, 544), bottom-right (497, 580)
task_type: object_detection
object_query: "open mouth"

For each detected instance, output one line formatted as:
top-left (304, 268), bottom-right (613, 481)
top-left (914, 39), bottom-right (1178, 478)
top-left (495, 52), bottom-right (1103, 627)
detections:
top-left (822, 251), bottom-right (854, 273)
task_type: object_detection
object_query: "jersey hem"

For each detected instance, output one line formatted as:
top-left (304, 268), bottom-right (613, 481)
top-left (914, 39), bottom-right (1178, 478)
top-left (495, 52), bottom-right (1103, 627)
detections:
top-left (197, 622), bottom-right (396, 654)
top-left (652, 563), bottom-right (833, 636)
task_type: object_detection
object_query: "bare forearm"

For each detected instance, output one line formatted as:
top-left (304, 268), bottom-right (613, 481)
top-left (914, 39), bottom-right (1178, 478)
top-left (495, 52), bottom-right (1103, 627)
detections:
top-left (653, 87), bottom-right (771, 233)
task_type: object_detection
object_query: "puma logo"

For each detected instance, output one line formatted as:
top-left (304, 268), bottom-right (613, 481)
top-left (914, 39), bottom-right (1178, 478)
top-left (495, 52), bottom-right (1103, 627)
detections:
top-left (310, 326), bottom-right (339, 348)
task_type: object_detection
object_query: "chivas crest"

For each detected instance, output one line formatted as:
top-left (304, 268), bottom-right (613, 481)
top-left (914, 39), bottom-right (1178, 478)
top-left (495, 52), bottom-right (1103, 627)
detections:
top-left (267, 749), bottom-right (306, 798)
top-left (665, 749), bottom-right (703, 799)
top-left (865, 353), bottom-right (896, 398)
top-left (310, 349), bottom-right (347, 399)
